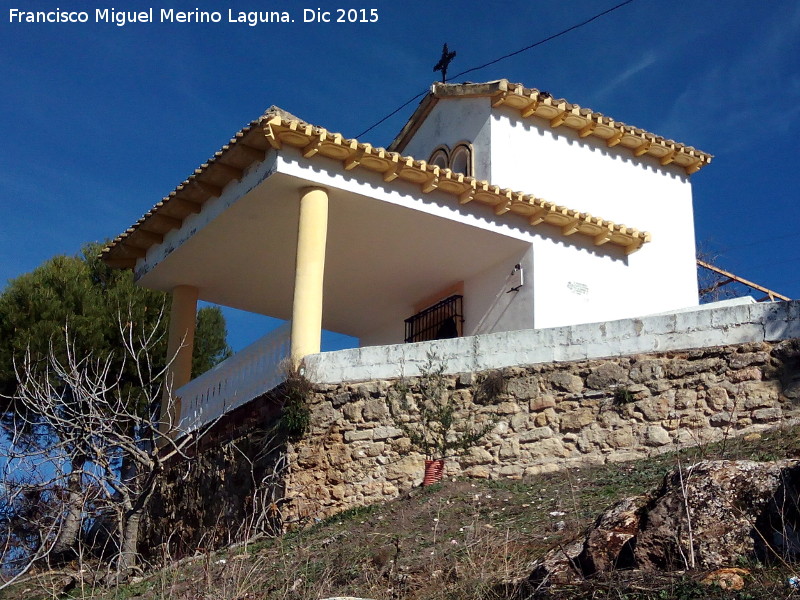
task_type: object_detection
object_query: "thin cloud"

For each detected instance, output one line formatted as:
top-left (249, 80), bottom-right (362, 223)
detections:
top-left (658, 4), bottom-right (800, 151)
top-left (593, 52), bottom-right (658, 103)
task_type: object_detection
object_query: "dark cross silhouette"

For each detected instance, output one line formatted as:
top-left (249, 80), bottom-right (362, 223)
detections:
top-left (433, 43), bottom-right (456, 83)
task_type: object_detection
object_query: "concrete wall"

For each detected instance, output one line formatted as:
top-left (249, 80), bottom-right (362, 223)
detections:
top-left (305, 300), bottom-right (800, 384)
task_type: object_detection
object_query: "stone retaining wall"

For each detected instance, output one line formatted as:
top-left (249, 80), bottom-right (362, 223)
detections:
top-left (284, 338), bottom-right (800, 523)
top-left (142, 392), bottom-right (287, 556)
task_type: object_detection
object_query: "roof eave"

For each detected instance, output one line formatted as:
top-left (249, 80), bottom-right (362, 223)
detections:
top-left (102, 111), bottom-right (282, 267)
top-left (103, 114), bottom-right (653, 270)
top-left (388, 89), bottom-right (438, 154)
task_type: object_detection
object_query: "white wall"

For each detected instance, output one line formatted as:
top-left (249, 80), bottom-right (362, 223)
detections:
top-left (486, 106), bottom-right (699, 328)
top-left (464, 246), bottom-right (534, 335)
top-left (360, 247), bottom-right (534, 347)
top-left (358, 246), bottom-right (534, 347)
top-left (359, 309), bottom-right (407, 347)
top-left (308, 92), bottom-right (701, 338)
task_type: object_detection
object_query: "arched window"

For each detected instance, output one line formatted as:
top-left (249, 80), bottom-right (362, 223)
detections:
top-left (429, 146), bottom-right (449, 169)
top-left (450, 143), bottom-right (472, 176)
top-left (428, 143), bottom-right (473, 176)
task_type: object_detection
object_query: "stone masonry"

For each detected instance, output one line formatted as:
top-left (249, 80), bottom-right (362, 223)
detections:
top-left (283, 338), bottom-right (800, 523)
top-left (144, 336), bottom-right (800, 555)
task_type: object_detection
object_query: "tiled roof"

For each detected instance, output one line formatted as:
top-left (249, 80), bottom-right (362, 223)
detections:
top-left (262, 117), bottom-right (650, 252)
top-left (103, 105), bottom-right (652, 268)
top-left (102, 108), bottom-right (285, 268)
top-left (390, 80), bottom-right (712, 175)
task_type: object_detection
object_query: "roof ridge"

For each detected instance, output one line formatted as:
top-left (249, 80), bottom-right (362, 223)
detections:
top-left (390, 79), bottom-right (712, 174)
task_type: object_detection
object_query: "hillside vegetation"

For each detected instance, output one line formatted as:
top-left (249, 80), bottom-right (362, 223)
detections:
top-left (5, 425), bottom-right (800, 600)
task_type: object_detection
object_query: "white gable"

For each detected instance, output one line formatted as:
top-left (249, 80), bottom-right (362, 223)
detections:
top-left (399, 97), bottom-right (493, 181)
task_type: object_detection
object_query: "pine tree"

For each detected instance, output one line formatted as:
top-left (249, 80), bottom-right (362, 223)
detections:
top-left (0, 242), bottom-right (231, 399)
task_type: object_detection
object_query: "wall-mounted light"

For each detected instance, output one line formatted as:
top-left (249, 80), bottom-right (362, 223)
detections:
top-left (508, 263), bottom-right (524, 292)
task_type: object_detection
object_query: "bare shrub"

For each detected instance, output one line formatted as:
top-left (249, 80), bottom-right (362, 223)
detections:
top-left (0, 313), bottom-right (210, 589)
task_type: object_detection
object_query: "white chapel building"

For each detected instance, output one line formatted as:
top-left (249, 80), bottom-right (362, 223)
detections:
top-left (102, 79), bottom-right (712, 429)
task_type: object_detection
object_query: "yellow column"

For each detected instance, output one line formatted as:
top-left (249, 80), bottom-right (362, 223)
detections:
top-left (162, 284), bottom-right (198, 431)
top-left (291, 186), bottom-right (329, 365)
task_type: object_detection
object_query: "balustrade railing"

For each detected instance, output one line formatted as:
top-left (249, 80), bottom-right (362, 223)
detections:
top-left (176, 321), bottom-right (291, 432)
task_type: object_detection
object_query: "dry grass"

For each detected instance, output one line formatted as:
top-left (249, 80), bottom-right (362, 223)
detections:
top-left (5, 424), bottom-right (800, 600)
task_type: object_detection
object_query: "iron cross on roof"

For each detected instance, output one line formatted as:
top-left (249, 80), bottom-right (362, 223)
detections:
top-left (433, 43), bottom-right (456, 83)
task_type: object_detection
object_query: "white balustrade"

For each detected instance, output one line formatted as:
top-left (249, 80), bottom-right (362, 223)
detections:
top-left (176, 321), bottom-right (291, 432)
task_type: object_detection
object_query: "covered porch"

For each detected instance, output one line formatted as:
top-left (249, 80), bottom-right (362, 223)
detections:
top-left (130, 164), bottom-right (530, 432)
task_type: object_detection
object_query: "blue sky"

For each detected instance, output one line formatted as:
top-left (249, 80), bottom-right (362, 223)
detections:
top-left (1, 0), bottom-right (798, 351)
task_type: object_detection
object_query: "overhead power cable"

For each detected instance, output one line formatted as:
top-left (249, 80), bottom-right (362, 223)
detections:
top-left (356, 0), bottom-right (639, 139)
top-left (448, 0), bottom-right (637, 82)
top-left (355, 91), bottom-right (429, 139)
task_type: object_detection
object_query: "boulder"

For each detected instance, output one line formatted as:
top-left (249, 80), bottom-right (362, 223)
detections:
top-left (531, 459), bottom-right (800, 585)
top-left (579, 494), bottom-right (648, 574)
top-left (529, 538), bottom-right (585, 585)
top-left (636, 460), bottom-right (800, 570)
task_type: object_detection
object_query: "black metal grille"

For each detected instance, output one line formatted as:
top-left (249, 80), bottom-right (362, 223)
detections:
top-left (404, 295), bottom-right (463, 343)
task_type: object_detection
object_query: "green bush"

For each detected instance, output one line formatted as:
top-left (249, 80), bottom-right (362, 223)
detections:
top-left (281, 367), bottom-right (312, 439)
top-left (387, 352), bottom-right (493, 460)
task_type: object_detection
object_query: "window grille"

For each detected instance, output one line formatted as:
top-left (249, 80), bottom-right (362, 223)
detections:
top-left (404, 295), bottom-right (463, 343)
